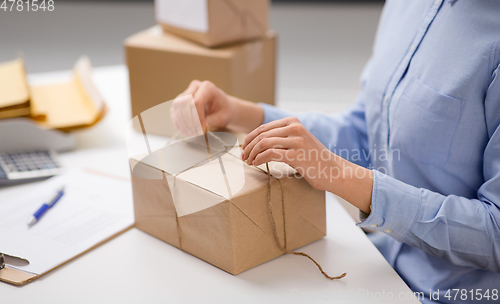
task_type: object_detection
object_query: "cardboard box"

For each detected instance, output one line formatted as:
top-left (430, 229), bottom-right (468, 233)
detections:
top-left (130, 133), bottom-right (326, 275)
top-left (155, 0), bottom-right (269, 47)
top-left (0, 59), bottom-right (30, 120)
top-left (126, 27), bottom-right (276, 137)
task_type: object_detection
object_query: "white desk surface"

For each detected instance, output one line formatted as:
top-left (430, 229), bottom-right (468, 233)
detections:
top-left (0, 66), bottom-right (419, 303)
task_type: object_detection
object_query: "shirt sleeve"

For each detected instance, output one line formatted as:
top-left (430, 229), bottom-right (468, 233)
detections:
top-left (260, 97), bottom-right (370, 167)
top-left (357, 63), bottom-right (500, 273)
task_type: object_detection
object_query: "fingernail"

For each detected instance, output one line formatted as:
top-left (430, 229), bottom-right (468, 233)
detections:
top-left (241, 152), bottom-right (244, 160)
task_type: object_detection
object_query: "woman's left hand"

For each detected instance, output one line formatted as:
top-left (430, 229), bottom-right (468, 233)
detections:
top-left (241, 117), bottom-right (374, 213)
top-left (242, 117), bottom-right (335, 191)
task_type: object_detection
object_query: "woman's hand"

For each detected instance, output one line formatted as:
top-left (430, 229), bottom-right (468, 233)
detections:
top-left (241, 117), bottom-right (374, 213)
top-left (242, 117), bottom-right (335, 191)
top-left (173, 80), bottom-right (235, 133)
top-left (173, 80), bottom-right (264, 134)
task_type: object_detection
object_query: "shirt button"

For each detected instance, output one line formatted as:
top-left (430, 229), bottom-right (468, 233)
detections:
top-left (384, 95), bottom-right (389, 104)
top-left (369, 224), bottom-right (378, 228)
top-left (384, 229), bottom-right (392, 234)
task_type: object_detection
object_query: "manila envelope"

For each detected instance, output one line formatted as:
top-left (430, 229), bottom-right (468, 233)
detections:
top-left (0, 59), bottom-right (30, 119)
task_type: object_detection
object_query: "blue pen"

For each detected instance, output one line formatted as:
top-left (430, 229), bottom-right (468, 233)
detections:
top-left (26, 186), bottom-right (65, 226)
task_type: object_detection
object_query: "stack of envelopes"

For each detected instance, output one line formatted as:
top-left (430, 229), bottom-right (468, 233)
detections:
top-left (0, 57), bottom-right (106, 132)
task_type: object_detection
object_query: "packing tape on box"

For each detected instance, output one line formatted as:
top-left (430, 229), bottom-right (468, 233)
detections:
top-left (246, 40), bottom-right (263, 74)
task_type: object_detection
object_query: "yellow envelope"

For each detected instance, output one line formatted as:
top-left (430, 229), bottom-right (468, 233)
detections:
top-left (30, 57), bottom-right (107, 131)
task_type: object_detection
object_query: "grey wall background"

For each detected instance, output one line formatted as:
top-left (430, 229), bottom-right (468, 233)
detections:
top-left (0, 1), bottom-right (383, 111)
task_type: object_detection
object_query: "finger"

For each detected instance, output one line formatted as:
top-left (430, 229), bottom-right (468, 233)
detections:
top-left (170, 97), bottom-right (190, 135)
top-left (171, 95), bottom-right (197, 135)
top-left (243, 117), bottom-right (298, 150)
top-left (242, 126), bottom-right (291, 161)
top-left (178, 95), bottom-right (202, 136)
top-left (193, 82), bottom-right (215, 132)
top-left (294, 166), bottom-right (305, 176)
top-left (186, 98), bottom-right (203, 135)
top-left (178, 80), bottom-right (201, 97)
top-left (246, 137), bottom-right (292, 165)
top-left (170, 101), bottom-right (183, 134)
top-left (253, 149), bottom-right (288, 167)
top-left (173, 80), bottom-right (202, 135)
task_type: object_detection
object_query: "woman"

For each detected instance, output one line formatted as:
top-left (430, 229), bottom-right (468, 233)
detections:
top-left (173, 0), bottom-right (500, 302)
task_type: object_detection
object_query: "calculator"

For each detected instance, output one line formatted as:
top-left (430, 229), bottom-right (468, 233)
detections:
top-left (0, 150), bottom-right (64, 184)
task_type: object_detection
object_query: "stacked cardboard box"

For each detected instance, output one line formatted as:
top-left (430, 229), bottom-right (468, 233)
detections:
top-left (125, 0), bottom-right (336, 274)
top-left (156, 0), bottom-right (269, 47)
top-left (125, 0), bottom-right (275, 137)
top-left (126, 0), bottom-right (331, 277)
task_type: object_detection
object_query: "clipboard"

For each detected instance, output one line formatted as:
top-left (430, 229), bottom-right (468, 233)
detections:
top-left (0, 170), bottom-right (134, 286)
top-left (0, 226), bottom-right (133, 286)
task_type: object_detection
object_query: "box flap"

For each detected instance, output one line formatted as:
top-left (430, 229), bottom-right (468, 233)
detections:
top-left (130, 131), bottom-right (299, 218)
top-left (134, 132), bottom-right (244, 192)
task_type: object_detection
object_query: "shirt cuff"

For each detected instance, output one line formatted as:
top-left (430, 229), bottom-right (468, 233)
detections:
top-left (259, 103), bottom-right (292, 124)
top-left (356, 170), bottom-right (422, 242)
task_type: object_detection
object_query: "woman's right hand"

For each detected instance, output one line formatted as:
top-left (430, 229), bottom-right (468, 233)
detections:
top-left (173, 80), bottom-right (264, 134)
top-left (173, 80), bottom-right (235, 133)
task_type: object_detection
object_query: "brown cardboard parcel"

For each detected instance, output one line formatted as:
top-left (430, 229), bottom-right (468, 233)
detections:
top-left (125, 27), bottom-right (276, 136)
top-left (130, 133), bottom-right (327, 275)
top-left (156, 0), bottom-right (269, 47)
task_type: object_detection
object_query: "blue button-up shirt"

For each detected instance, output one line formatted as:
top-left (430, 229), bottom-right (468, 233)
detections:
top-left (261, 0), bottom-right (500, 302)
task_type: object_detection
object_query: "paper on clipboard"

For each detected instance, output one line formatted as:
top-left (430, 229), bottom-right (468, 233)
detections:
top-left (0, 170), bottom-right (134, 284)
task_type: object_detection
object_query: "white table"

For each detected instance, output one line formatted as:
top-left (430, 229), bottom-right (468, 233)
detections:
top-left (0, 66), bottom-right (420, 303)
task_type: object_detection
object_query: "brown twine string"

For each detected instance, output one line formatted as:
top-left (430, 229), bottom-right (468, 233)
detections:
top-left (172, 178), bottom-right (183, 250)
top-left (168, 148), bottom-right (228, 250)
top-left (164, 133), bottom-right (346, 280)
top-left (159, 154), bottom-right (184, 250)
top-left (264, 163), bottom-right (346, 280)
